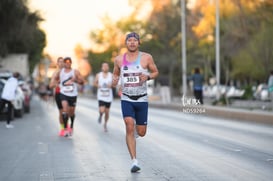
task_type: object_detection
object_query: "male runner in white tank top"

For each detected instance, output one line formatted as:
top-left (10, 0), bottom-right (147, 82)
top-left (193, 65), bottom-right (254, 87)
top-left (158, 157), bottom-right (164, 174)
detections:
top-left (94, 62), bottom-right (113, 132)
top-left (51, 57), bottom-right (85, 137)
top-left (112, 32), bottom-right (159, 172)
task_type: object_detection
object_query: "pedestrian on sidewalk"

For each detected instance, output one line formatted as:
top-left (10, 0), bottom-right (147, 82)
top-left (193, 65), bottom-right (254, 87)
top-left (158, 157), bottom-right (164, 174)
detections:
top-left (49, 57), bottom-right (65, 136)
top-left (0, 72), bottom-right (20, 128)
top-left (94, 62), bottom-right (113, 132)
top-left (112, 32), bottom-right (159, 172)
top-left (50, 57), bottom-right (85, 137)
top-left (189, 67), bottom-right (204, 105)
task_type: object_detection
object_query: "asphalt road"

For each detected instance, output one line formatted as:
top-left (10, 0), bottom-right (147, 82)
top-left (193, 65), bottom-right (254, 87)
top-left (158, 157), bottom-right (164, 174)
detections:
top-left (0, 95), bottom-right (273, 181)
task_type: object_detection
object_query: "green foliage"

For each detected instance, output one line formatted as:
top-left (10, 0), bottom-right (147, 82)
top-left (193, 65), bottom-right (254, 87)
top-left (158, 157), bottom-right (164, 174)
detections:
top-left (212, 95), bottom-right (227, 106)
top-left (220, 0), bottom-right (273, 83)
top-left (143, 0), bottom-right (182, 94)
top-left (231, 50), bottom-right (263, 80)
top-left (87, 0), bottom-right (273, 97)
top-left (230, 21), bottom-right (273, 82)
top-left (241, 85), bottom-right (253, 100)
top-left (0, 0), bottom-right (46, 73)
top-left (88, 49), bottom-right (115, 75)
top-left (28, 29), bottom-right (46, 73)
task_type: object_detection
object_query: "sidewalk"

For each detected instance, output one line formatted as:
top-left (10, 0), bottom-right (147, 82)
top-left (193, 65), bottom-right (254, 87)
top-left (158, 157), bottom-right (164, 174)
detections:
top-left (81, 93), bottom-right (273, 125)
top-left (148, 95), bottom-right (273, 125)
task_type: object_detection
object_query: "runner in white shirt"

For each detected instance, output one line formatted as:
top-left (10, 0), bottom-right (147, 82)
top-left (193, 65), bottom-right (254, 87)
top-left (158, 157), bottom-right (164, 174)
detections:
top-left (51, 57), bottom-right (85, 137)
top-left (112, 32), bottom-right (159, 172)
top-left (94, 62), bottom-right (113, 132)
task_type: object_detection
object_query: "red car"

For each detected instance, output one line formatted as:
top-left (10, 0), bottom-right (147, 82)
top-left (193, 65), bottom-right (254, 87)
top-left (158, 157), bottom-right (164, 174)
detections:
top-left (18, 80), bottom-right (32, 113)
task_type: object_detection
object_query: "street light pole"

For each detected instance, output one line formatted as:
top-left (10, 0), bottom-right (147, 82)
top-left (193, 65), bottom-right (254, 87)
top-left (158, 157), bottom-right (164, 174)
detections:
top-left (181, 0), bottom-right (187, 96)
top-left (215, 0), bottom-right (220, 99)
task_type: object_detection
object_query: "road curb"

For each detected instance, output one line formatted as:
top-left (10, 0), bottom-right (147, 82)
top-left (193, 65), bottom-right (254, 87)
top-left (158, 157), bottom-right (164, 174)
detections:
top-left (203, 106), bottom-right (273, 125)
top-left (149, 102), bottom-right (273, 125)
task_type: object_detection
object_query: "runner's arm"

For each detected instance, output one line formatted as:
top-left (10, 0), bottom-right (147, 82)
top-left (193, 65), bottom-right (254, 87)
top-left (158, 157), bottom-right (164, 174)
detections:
top-left (147, 54), bottom-right (159, 80)
top-left (112, 57), bottom-right (120, 87)
top-left (93, 73), bottom-right (99, 88)
top-left (49, 70), bottom-right (60, 89)
top-left (74, 70), bottom-right (85, 85)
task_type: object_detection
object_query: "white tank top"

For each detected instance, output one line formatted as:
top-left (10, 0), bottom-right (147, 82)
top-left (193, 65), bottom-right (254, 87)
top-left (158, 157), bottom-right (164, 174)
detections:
top-left (120, 52), bottom-right (148, 102)
top-left (60, 68), bottom-right (78, 97)
top-left (97, 72), bottom-right (113, 102)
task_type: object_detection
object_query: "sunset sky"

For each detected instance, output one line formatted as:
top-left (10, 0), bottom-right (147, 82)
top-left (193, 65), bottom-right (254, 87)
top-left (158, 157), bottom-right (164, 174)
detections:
top-left (28, 0), bottom-right (134, 58)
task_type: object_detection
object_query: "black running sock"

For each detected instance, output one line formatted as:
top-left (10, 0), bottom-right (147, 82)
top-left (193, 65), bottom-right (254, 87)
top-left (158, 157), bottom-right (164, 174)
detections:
top-left (70, 114), bottom-right (75, 128)
top-left (62, 112), bottom-right (68, 129)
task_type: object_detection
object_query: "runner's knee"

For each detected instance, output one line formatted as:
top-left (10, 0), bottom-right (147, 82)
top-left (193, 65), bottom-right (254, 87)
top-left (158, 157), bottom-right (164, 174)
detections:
top-left (138, 130), bottom-right (146, 137)
top-left (136, 126), bottom-right (147, 137)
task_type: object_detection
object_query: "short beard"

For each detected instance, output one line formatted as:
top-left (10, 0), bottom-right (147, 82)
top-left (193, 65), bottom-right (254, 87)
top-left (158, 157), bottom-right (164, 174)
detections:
top-left (128, 49), bottom-right (137, 53)
top-left (127, 46), bottom-right (138, 53)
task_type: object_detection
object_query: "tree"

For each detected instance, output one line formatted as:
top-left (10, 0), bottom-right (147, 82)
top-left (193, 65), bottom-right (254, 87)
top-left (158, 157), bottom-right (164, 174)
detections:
top-left (224, 0), bottom-right (273, 83)
top-left (87, 0), bottom-right (273, 98)
top-left (0, 0), bottom-right (46, 73)
top-left (191, 0), bottom-right (273, 85)
top-left (144, 0), bottom-right (182, 95)
top-left (88, 13), bottom-right (145, 74)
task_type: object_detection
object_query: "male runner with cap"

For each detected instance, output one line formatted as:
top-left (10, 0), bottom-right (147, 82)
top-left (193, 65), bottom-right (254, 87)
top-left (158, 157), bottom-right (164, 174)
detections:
top-left (112, 32), bottom-right (159, 172)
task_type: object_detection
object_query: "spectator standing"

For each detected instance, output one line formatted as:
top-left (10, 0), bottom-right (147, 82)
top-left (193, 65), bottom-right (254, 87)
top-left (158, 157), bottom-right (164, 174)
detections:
top-left (189, 67), bottom-right (204, 105)
top-left (0, 72), bottom-right (20, 128)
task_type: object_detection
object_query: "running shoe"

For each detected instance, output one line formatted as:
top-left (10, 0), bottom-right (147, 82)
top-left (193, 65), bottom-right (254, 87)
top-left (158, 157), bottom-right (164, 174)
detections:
top-left (68, 128), bottom-right (73, 136)
top-left (130, 165), bottom-right (141, 173)
top-left (64, 130), bottom-right (70, 137)
top-left (59, 129), bottom-right (65, 136)
top-left (6, 124), bottom-right (14, 128)
top-left (130, 159), bottom-right (141, 172)
top-left (63, 125), bottom-right (70, 137)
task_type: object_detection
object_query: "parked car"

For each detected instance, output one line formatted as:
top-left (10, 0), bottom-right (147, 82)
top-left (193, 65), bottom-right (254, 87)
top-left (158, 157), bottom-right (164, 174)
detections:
top-left (18, 80), bottom-right (32, 113)
top-left (0, 79), bottom-right (25, 118)
top-left (0, 70), bottom-right (13, 80)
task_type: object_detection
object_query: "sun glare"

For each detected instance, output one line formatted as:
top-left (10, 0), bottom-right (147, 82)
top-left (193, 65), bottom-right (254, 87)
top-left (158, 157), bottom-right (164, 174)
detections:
top-left (28, 0), bottom-right (133, 58)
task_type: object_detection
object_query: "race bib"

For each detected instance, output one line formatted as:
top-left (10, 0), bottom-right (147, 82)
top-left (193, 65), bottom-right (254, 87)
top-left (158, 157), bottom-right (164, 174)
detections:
top-left (100, 89), bottom-right (110, 97)
top-left (63, 85), bottom-right (74, 92)
top-left (123, 76), bottom-right (140, 84)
